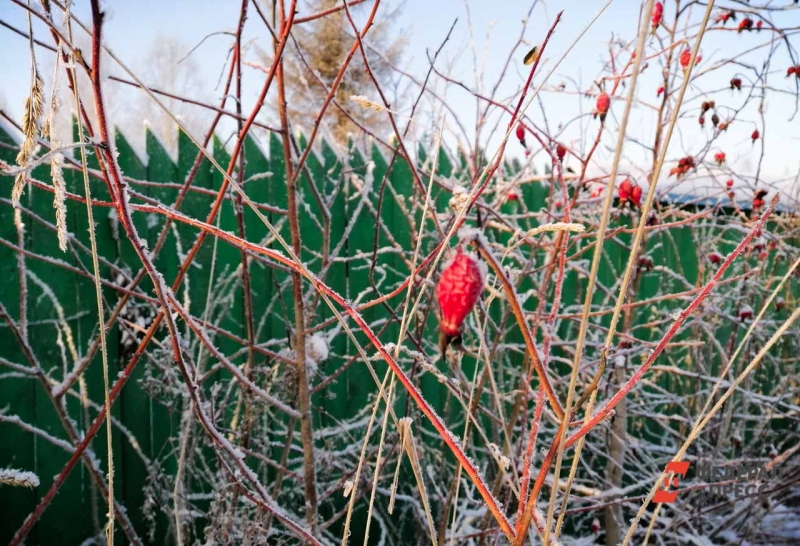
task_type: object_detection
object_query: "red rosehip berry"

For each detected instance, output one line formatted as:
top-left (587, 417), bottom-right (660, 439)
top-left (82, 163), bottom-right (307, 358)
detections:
top-left (714, 151), bottom-right (726, 165)
top-left (591, 518), bottom-right (601, 534)
top-left (738, 18), bottom-right (753, 33)
top-left (726, 179), bottom-right (734, 188)
top-left (596, 92), bottom-right (610, 122)
top-left (657, 85), bottom-right (665, 97)
top-left (515, 123), bottom-right (526, 147)
top-left (556, 142), bottom-right (567, 162)
top-left (652, 2), bottom-right (663, 33)
top-left (618, 178), bottom-right (633, 201)
top-left (709, 251), bottom-right (723, 265)
top-left (507, 191), bottom-right (519, 202)
top-left (436, 249), bottom-right (485, 339)
top-left (630, 184), bottom-right (643, 208)
top-left (751, 129), bottom-right (760, 143)
top-left (756, 20), bottom-right (763, 31)
top-left (738, 305), bottom-right (754, 321)
top-left (699, 115), bottom-right (705, 127)
top-left (680, 49), bottom-right (701, 69)
top-left (730, 77), bottom-right (742, 91)
top-left (776, 297), bottom-right (785, 311)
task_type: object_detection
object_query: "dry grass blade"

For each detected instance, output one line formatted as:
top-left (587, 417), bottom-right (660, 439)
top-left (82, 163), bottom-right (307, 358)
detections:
top-left (396, 418), bottom-right (438, 546)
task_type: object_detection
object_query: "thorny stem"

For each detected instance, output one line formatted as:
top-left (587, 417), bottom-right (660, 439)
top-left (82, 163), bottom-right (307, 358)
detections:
top-left (276, 0), bottom-right (318, 531)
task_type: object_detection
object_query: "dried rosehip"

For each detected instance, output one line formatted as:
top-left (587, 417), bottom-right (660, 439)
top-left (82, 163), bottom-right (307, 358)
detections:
top-left (701, 101), bottom-right (711, 113)
top-left (556, 142), bottom-right (567, 162)
top-left (751, 129), bottom-right (760, 143)
top-left (591, 518), bottom-right (601, 534)
top-left (730, 77), bottom-right (743, 91)
top-left (718, 120), bottom-right (729, 131)
top-left (712, 113), bottom-right (720, 127)
top-left (738, 18), bottom-right (753, 33)
top-left (699, 115), bottom-right (705, 127)
top-left (708, 252), bottom-right (723, 265)
top-left (738, 305), bottom-right (754, 321)
top-left (596, 92), bottom-right (610, 122)
top-left (776, 297), bottom-right (786, 311)
top-left (638, 255), bottom-right (654, 271)
top-left (753, 189), bottom-right (768, 211)
top-left (437, 248), bottom-right (486, 349)
top-left (646, 211), bottom-right (660, 226)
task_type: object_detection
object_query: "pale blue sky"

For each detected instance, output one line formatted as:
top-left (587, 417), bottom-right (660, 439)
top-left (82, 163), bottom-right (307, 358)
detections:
top-left (2, 1), bottom-right (799, 203)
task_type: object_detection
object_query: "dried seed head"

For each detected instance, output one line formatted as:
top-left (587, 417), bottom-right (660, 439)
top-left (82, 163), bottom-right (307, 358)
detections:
top-left (349, 95), bottom-right (384, 112)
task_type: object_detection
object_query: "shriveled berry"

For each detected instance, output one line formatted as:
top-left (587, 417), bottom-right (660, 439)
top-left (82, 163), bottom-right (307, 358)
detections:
top-left (730, 77), bottom-right (742, 91)
top-left (738, 18), bottom-right (753, 33)
top-left (556, 142), bottom-right (567, 161)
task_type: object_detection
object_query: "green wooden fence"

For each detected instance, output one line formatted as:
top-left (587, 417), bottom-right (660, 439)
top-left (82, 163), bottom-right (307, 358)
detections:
top-left (0, 121), bottom-right (794, 544)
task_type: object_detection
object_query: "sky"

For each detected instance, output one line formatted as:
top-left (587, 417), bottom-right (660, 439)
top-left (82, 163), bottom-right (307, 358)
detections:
top-left (1, 1), bottom-right (799, 204)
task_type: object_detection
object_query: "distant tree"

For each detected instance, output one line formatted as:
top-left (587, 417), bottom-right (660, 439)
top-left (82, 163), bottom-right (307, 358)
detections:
top-left (283, 0), bottom-right (406, 143)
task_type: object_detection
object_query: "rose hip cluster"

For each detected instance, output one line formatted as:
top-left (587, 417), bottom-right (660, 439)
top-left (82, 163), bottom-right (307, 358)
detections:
top-left (669, 156), bottom-right (696, 178)
top-left (618, 178), bottom-right (643, 208)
